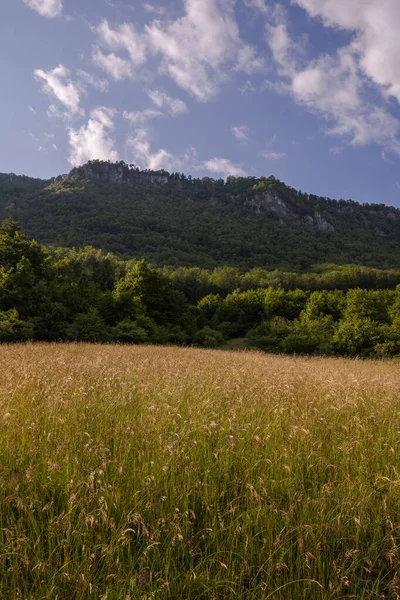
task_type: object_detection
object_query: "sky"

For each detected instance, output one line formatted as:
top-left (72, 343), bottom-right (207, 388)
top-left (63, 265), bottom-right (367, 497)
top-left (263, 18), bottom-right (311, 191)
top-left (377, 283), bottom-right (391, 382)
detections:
top-left (2, 0), bottom-right (400, 207)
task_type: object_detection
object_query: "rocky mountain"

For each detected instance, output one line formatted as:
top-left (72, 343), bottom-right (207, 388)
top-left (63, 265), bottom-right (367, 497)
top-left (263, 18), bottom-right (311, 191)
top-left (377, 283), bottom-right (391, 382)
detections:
top-left (1, 160), bottom-right (400, 270)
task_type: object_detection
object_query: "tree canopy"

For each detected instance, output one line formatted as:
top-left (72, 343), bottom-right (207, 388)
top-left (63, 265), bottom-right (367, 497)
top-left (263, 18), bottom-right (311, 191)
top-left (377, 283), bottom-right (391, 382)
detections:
top-left (2, 219), bottom-right (400, 357)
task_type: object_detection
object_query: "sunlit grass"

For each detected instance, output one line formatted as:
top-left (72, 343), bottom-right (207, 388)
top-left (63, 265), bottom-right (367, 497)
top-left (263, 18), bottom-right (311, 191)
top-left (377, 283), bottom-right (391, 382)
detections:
top-left (1, 344), bottom-right (400, 599)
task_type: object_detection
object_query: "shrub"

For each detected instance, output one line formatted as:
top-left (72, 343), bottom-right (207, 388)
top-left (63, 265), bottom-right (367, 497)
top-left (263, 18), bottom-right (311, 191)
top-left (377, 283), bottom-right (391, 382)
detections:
top-left (194, 326), bottom-right (224, 348)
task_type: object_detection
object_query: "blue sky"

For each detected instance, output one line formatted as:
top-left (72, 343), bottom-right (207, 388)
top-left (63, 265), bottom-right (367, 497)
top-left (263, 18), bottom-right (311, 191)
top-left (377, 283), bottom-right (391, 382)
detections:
top-left (2, 0), bottom-right (400, 207)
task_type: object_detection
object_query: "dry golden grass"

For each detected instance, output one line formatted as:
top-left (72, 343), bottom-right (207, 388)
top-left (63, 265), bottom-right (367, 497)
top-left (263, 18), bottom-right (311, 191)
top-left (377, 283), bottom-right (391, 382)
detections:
top-left (1, 344), bottom-right (400, 599)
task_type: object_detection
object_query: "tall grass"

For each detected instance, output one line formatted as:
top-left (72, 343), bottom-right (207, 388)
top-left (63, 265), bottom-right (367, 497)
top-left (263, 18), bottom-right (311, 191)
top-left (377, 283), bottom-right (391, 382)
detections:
top-left (1, 344), bottom-right (400, 599)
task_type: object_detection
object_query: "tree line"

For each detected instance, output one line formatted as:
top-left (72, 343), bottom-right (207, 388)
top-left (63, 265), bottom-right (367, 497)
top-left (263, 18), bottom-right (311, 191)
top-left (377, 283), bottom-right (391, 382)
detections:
top-left (2, 218), bottom-right (400, 357)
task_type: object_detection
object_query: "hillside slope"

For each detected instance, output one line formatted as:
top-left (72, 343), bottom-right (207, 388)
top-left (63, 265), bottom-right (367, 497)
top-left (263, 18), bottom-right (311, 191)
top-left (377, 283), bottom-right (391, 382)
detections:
top-left (1, 160), bottom-right (400, 269)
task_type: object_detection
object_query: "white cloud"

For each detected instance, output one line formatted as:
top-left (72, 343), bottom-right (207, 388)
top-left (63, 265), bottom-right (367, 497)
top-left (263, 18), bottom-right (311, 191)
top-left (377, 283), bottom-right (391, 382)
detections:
top-left (34, 65), bottom-right (81, 114)
top-left (294, 0), bottom-right (400, 104)
top-left (259, 134), bottom-right (285, 158)
top-left (243, 0), bottom-right (269, 14)
top-left (240, 79), bottom-right (257, 94)
top-left (122, 91), bottom-right (187, 126)
top-left (146, 0), bottom-right (263, 101)
top-left (92, 47), bottom-right (133, 80)
top-left (142, 2), bottom-right (166, 14)
top-left (329, 146), bottom-right (344, 155)
top-left (266, 13), bottom-right (400, 155)
top-left (202, 157), bottom-right (247, 177)
top-left (28, 105), bottom-right (36, 114)
top-left (23, 0), bottom-right (62, 18)
top-left (91, 2), bottom-right (262, 99)
top-left (91, 20), bottom-right (147, 81)
top-left (232, 125), bottom-right (250, 142)
top-left (126, 130), bottom-right (199, 173)
top-left (126, 129), bottom-right (177, 171)
top-left (68, 107), bottom-right (119, 166)
top-left (76, 70), bottom-right (109, 93)
top-left (234, 44), bottom-right (265, 74)
top-left (147, 89), bottom-right (188, 115)
top-left (123, 108), bottom-right (163, 124)
top-left (94, 19), bottom-right (147, 70)
top-left (260, 151), bottom-right (285, 160)
top-left (47, 103), bottom-right (75, 121)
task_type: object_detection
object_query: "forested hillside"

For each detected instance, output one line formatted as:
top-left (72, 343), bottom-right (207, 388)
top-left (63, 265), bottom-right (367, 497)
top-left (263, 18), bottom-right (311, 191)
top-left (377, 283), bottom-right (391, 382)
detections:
top-left (3, 218), bottom-right (400, 356)
top-left (1, 160), bottom-right (400, 270)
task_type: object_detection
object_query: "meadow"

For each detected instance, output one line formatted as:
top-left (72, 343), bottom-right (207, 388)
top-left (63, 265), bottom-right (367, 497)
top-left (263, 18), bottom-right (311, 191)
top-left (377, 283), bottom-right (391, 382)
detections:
top-left (1, 344), bottom-right (400, 599)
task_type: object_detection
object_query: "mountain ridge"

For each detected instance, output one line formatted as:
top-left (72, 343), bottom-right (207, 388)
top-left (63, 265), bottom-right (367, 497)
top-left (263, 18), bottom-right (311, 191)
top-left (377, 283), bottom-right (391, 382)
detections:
top-left (1, 160), bottom-right (400, 270)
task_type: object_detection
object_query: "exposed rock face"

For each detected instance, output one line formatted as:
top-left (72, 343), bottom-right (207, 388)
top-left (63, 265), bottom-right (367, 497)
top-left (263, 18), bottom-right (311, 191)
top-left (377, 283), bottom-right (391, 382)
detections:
top-left (245, 191), bottom-right (335, 233)
top-left (246, 191), bottom-right (291, 218)
top-left (70, 163), bottom-right (337, 233)
top-left (305, 212), bottom-right (335, 233)
top-left (69, 162), bottom-right (170, 186)
top-left (64, 161), bottom-right (400, 238)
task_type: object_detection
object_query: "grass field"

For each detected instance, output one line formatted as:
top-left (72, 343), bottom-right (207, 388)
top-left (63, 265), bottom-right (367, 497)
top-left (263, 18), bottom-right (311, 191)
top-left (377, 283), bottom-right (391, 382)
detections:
top-left (2, 344), bottom-right (400, 599)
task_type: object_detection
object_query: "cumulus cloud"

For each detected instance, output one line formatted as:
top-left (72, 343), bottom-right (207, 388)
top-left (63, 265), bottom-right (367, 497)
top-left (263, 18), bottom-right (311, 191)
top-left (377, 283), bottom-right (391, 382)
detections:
top-left (123, 108), bottom-right (163, 124)
top-left (90, 2), bottom-right (263, 99)
top-left (232, 125), bottom-right (250, 142)
top-left (243, 0), bottom-right (269, 14)
top-left (126, 129), bottom-right (177, 171)
top-left (76, 69), bottom-right (109, 93)
top-left (147, 89), bottom-right (188, 115)
top-left (68, 107), bottom-right (119, 166)
top-left (92, 47), bottom-right (133, 80)
top-left (23, 0), bottom-right (62, 18)
top-left (234, 45), bottom-right (265, 74)
top-left (294, 0), bottom-right (400, 104)
top-left (93, 19), bottom-right (147, 78)
top-left (146, 0), bottom-right (263, 101)
top-left (266, 12), bottom-right (400, 155)
top-left (122, 90), bottom-right (186, 127)
top-left (34, 65), bottom-right (81, 114)
top-left (202, 157), bottom-right (247, 177)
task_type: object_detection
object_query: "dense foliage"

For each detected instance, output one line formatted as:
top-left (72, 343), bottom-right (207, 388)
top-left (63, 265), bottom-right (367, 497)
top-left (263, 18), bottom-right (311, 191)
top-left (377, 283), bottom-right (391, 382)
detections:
top-left (4, 218), bottom-right (400, 357)
top-left (2, 160), bottom-right (400, 269)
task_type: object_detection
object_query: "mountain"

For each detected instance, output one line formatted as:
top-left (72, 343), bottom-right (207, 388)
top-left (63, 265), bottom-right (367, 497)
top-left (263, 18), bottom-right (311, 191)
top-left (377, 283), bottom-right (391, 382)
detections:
top-left (1, 160), bottom-right (400, 270)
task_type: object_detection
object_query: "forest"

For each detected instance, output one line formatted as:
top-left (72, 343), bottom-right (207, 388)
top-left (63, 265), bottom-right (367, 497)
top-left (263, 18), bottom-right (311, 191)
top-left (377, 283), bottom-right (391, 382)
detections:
top-left (3, 160), bottom-right (400, 270)
top-left (3, 217), bottom-right (400, 357)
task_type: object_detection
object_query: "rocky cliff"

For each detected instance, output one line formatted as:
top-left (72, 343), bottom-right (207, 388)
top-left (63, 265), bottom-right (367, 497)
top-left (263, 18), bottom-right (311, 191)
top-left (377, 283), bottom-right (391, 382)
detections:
top-left (1, 160), bottom-right (400, 269)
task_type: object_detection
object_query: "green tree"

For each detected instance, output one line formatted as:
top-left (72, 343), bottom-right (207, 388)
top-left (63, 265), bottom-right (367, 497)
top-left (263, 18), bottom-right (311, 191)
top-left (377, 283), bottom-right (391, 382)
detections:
top-left (66, 309), bottom-right (109, 342)
top-left (0, 219), bottom-right (44, 273)
top-left (0, 309), bottom-right (33, 342)
top-left (197, 294), bottom-right (223, 326)
top-left (115, 259), bottom-right (188, 325)
top-left (216, 289), bottom-right (265, 337)
top-left (110, 319), bottom-right (149, 343)
top-left (333, 317), bottom-right (384, 356)
top-left (209, 267), bottom-right (241, 295)
top-left (194, 326), bottom-right (224, 348)
top-left (344, 288), bottom-right (391, 324)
